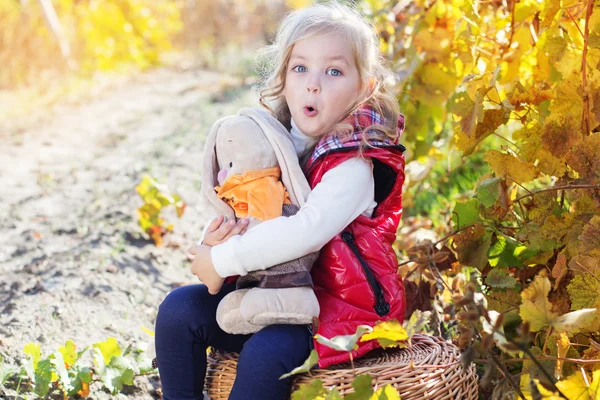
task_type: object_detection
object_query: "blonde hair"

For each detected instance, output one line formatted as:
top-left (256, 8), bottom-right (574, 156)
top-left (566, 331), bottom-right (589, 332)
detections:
top-left (256, 1), bottom-right (401, 144)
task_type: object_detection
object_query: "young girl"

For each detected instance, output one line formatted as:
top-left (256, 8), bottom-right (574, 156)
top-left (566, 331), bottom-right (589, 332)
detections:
top-left (155, 2), bottom-right (406, 399)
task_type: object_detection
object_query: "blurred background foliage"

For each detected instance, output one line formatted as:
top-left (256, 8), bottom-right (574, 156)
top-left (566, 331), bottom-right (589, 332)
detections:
top-left (0, 0), bottom-right (288, 87)
top-left (2, 0), bottom-right (600, 396)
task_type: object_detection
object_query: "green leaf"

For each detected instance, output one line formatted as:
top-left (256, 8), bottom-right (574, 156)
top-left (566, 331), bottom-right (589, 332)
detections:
top-left (448, 91), bottom-right (474, 117)
top-left (33, 358), bottom-right (53, 397)
top-left (452, 198), bottom-right (480, 228)
top-left (95, 354), bottom-right (135, 395)
top-left (488, 235), bottom-right (525, 268)
top-left (345, 374), bottom-right (373, 400)
top-left (485, 268), bottom-right (518, 289)
top-left (476, 177), bottom-right (502, 207)
top-left (325, 388), bottom-right (344, 399)
top-left (280, 349), bottom-right (318, 380)
top-left (291, 379), bottom-right (327, 400)
top-left (315, 325), bottom-right (373, 353)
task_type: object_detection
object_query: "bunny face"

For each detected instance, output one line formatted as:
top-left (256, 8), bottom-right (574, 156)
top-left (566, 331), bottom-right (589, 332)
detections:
top-left (215, 116), bottom-right (279, 185)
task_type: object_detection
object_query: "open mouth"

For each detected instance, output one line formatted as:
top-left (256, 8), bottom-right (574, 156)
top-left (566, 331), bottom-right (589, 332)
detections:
top-left (304, 105), bottom-right (318, 116)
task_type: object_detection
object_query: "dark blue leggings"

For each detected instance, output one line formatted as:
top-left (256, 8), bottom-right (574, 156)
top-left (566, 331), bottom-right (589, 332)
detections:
top-left (154, 283), bottom-right (313, 400)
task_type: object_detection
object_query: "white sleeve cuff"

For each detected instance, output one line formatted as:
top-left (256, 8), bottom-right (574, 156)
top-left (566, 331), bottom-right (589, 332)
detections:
top-left (211, 237), bottom-right (246, 278)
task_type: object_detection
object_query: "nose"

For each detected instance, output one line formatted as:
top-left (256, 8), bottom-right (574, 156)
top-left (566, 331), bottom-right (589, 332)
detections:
top-left (306, 74), bottom-right (320, 94)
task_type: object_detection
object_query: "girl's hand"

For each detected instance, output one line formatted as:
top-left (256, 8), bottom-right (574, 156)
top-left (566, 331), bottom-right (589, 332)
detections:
top-left (189, 244), bottom-right (225, 295)
top-left (202, 216), bottom-right (249, 246)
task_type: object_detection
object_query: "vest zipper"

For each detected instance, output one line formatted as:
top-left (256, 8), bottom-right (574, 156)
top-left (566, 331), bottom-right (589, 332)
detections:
top-left (341, 231), bottom-right (390, 317)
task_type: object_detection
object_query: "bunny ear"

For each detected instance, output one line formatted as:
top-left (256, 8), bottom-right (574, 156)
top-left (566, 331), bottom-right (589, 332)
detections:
top-left (239, 108), bottom-right (311, 207)
top-left (201, 116), bottom-right (236, 221)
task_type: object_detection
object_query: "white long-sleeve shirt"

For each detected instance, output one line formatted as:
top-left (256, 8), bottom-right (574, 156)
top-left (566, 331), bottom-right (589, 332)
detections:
top-left (207, 118), bottom-right (377, 278)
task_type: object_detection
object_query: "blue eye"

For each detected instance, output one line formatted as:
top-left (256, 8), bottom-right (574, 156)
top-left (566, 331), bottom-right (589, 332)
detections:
top-left (292, 65), bottom-right (307, 72)
top-left (327, 68), bottom-right (342, 76)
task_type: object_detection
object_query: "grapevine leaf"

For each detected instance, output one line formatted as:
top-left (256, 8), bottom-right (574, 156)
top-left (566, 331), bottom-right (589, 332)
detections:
top-left (325, 388), bottom-right (343, 400)
top-left (291, 379), bottom-right (327, 400)
top-left (577, 215), bottom-right (600, 257)
top-left (279, 350), bottom-right (318, 380)
top-left (452, 198), bottom-right (480, 229)
top-left (555, 371), bottom-right (590, 400)
top-left (485, 268), bottom-right (518, 289)
top-left (452, 224), bottom-right (491, 270)
top-left (484, 149), bottom-right (538, 184)
top-left (371, 384), bottom-right (401, 400)
top-left (360, 319), bottom-right (408, 349)
top-left (542, 114), bottom-right (582, 156)
top-left (519, 275), bottom-right (558, 332)
top-left (487, 235), bottom-right (526, 268)
top-left (567, 275), bottom-right (600, 311)
top-left (345, 374), bottom-right (373, 400)
top-left (476, 177), bottom-right (502, 207)
top-left (589, 370), bottom-right (600, 399)
top-left (544, 36), bottom-right (567, 63)
top-left (315, 325), bottom-right (373, 353)
top-left (521, 274), bottom-right (600, 334)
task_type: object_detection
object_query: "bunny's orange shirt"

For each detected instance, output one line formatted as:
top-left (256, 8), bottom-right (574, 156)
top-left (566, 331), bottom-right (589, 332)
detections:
top-left (215, 167), bottom-right (291, 222)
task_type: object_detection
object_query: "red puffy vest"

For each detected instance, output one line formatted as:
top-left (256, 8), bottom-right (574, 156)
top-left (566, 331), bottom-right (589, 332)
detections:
top-left (304, 115), bottom-right (407, 368)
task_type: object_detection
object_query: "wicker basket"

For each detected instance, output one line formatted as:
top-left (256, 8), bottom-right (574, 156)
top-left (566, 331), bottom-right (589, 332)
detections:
top-left (204, 334), bottom-right (479, 399)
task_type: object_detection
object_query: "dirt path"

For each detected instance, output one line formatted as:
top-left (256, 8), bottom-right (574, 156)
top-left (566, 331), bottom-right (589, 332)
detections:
top-left (0, 65), bottom-right (257, 399)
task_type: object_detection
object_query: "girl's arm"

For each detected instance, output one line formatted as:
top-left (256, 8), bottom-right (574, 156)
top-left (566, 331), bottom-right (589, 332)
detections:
top-left (210, 156), bottom-right (376, 278)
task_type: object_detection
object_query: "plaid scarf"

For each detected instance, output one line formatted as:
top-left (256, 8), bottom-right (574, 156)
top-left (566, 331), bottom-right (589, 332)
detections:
top-left (304, 105), bottom-right (405, 172)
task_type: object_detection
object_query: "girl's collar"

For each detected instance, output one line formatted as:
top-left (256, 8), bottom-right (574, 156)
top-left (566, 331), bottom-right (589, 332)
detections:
top-left (290, 118), bottom-right (319, 160)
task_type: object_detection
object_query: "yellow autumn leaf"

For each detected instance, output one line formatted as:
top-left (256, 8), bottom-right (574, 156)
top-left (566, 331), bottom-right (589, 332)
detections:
top-left (520, 274), bottom-right (599, 334)
top-left (519, 274), bottom-right (559, 332)
top-left (567, 274), bottom-right (600, 311)
top-left (360, 319), bottom-right (409, 348)
top-left (589, 369), bottom-right (600, 399)
top-left (370, 384), bottom-right (401, 399)
top-left (556, 371), bottom-right (590, 400)
top-left (520, 373), bottom-right (563, 400)
top-left (484, 149), bottom-right (539, 184)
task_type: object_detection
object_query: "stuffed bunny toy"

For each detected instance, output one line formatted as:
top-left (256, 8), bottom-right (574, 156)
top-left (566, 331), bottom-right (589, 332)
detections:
top-left (201, 108), bottom-right (320, 335)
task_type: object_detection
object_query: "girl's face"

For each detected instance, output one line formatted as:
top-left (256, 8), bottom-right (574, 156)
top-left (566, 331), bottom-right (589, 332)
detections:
top-left (284, 32), bottom-right (362, 137)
